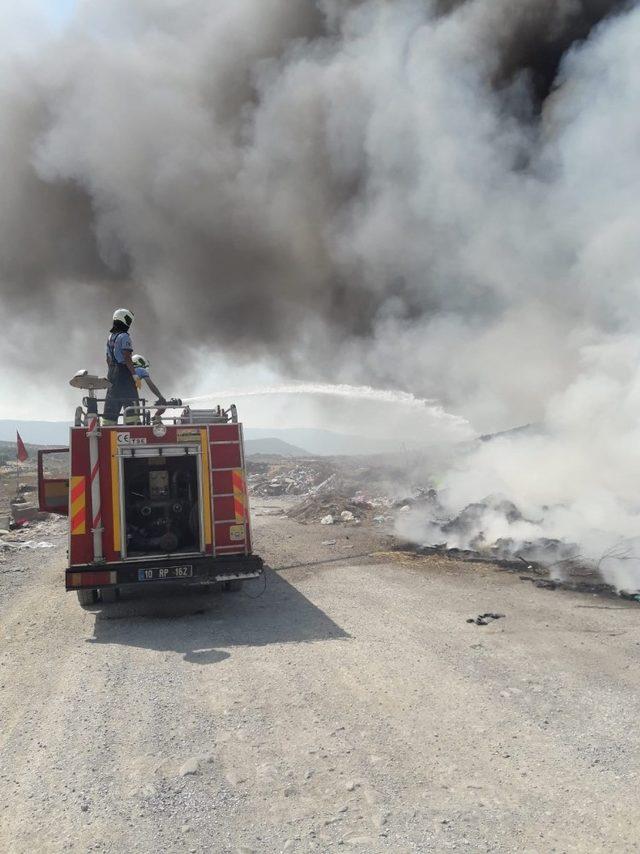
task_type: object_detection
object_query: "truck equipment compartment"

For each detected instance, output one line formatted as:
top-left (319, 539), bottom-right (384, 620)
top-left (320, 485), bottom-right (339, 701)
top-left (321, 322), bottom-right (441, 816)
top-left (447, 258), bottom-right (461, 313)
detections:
top-left (123, 453), bottom-right (201, 557)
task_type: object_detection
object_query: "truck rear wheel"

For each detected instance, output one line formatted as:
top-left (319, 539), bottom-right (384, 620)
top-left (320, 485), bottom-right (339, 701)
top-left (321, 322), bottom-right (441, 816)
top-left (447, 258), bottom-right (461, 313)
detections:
top-left (224, 579), bottom-right (243, 592)
top-left (77, 589), bottom-right (98, 607)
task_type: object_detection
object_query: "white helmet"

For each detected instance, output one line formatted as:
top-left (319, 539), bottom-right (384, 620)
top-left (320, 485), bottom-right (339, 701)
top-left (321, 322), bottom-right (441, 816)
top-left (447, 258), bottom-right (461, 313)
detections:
top-left (113, 307), bottom-right (134, 326)
top-left (132, 354), bottom-right (150, 369)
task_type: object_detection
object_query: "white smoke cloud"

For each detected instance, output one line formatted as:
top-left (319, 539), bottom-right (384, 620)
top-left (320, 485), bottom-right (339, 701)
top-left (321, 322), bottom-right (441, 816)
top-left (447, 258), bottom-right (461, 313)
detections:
top-left (429, 10), bottom-right (640, 590)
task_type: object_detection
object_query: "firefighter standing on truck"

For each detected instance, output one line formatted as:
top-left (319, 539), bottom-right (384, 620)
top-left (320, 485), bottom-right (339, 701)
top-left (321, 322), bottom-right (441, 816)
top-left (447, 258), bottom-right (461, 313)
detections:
top-left (103, 308), bottom-right (138, 425)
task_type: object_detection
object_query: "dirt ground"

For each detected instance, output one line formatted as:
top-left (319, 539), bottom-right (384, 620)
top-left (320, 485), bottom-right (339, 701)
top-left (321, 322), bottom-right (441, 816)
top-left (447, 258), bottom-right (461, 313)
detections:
top-left (1, 497), bottom-right (640, 853)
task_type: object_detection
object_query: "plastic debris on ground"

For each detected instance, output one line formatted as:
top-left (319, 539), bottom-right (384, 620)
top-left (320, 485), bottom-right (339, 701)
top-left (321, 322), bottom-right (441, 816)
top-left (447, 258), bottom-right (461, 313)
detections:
top-left (0, 514), bottom-right (66, 559)
top-left (247, 459), bottom-right (337, 497)
top-left (253, 507), bottom-right (285, 517)
top-left (1, 540), bottom-right (55, 550)
top-left (248, 454), bottom-right (433, 527)
top-left (466, 613), bottom-right (505, 626)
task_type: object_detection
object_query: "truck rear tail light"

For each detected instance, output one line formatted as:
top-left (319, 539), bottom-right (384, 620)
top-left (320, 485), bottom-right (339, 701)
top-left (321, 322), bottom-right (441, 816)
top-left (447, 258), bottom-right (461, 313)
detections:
top-left (67, 570), bottom-right (117, 589)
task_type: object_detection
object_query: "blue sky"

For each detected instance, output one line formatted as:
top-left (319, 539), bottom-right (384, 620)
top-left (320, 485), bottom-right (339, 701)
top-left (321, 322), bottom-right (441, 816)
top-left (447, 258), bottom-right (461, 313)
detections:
top-left (42, 0), bottom-right (77, 27)
top-left (1, 0), bottom-right (77, 52)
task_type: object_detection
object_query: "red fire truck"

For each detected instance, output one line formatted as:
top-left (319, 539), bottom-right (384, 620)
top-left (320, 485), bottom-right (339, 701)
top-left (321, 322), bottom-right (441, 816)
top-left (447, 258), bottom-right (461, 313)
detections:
top-left (38, 373), bottom-right (263, 607)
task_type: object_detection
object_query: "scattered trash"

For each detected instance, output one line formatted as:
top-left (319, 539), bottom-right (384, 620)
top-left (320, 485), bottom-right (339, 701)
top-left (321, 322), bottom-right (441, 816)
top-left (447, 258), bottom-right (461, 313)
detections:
top-left (533, 579), bottom-right (558, 591)
top-left (466, 613), bottom-right (505, 626)
top-left (9, 507), bottom-right (49, 525)
top-left (247, 460), bottom-right (336, 497)
top-left (619, 591), bottom-right (640, 602)
top-left (290, 491), bottom-right (397, 525)
top-left (322, 539), bottom-right (337, 546)
top-left (310, 474), bottom-right (338, 495)
top-left (248, 455), bottom-right (430, 528)
top-left (402, 492), bottom-right (582, 565)
top-left (320, 515), bottom-right (335, 525)
top-left (0, 540), bottom-right (55, 550)
top-left (442, 498), bottom-right (526, 545)
top-left (518, 574), bottom-right (614, 596)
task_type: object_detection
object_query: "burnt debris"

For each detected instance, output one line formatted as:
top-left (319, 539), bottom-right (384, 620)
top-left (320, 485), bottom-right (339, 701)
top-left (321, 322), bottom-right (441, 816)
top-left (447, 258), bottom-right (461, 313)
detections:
top-left (466, 613), bottom-right (506, 626)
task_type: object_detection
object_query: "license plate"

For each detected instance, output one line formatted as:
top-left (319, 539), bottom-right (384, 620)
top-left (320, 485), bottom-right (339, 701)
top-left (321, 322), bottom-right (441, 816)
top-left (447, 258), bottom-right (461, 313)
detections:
top-left (137, 564), bottom-right (194, 581)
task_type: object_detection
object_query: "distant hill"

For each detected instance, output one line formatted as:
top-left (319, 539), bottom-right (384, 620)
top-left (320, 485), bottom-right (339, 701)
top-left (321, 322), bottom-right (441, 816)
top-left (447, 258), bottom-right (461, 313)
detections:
top-left (243, 438), bottom-right (311, 457)
top-left (0, 419), bottom-right (433, 456)
top-left (243, 427), bottom-right (410, 456)
top-left (0, 420), bottom-right (398, 455)
top-left (0, 430), bottom-right (309, 461)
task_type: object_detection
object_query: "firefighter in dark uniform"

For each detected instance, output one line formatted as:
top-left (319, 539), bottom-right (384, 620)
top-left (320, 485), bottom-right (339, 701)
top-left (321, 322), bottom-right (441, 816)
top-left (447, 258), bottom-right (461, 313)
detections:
top-left (103, 308), bottom-right (139, 425)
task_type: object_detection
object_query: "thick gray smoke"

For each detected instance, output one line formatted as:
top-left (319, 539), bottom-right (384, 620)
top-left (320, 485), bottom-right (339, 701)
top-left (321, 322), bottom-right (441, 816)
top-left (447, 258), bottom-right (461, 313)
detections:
top-left (0, 0), bottom-right (627, 395)
top-left (2, 0), bottom-right (640, 585)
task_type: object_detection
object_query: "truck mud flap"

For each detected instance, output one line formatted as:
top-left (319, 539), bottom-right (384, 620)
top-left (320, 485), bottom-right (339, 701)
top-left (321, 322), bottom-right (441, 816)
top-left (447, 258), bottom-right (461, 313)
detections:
top-left (66, 555), bottom-right (264, 590)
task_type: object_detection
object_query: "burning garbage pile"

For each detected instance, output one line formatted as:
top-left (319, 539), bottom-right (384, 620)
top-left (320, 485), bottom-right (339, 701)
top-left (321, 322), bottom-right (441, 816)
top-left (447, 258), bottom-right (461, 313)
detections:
top-left (397, 493), bottom-right (568, 558)
top-left (393, 492), bottom-right (619, 592)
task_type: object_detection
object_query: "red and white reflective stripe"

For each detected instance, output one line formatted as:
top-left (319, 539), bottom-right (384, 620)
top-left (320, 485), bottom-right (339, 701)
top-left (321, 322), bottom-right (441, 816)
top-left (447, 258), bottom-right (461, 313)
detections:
top-left (87, 416), bottom-right (103, 559)
top-left (90, 458), bottom-right (101, 529)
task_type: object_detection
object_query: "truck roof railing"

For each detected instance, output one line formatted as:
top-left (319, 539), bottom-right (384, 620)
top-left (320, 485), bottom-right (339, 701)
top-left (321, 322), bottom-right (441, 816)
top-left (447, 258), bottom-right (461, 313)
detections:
top-left (69, 370), bottom-right (239, 427)
top-left (121, 403), bottom-right (238, 426)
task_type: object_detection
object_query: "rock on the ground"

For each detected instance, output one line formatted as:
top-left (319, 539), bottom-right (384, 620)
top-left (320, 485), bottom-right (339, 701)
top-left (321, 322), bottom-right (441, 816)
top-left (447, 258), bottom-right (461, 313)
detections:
top-left (179, 759), bottom-right (200, 777)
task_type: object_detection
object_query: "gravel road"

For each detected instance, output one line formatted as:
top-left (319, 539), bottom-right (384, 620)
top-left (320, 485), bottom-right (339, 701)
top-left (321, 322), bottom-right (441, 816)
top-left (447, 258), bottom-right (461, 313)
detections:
top-left (1, 503), bottom-right (639, 853)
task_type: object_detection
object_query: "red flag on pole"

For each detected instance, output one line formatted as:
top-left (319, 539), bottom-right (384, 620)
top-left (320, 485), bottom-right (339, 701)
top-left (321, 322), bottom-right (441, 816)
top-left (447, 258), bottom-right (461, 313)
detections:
top-left (16, 431), bottom-right (28, 463)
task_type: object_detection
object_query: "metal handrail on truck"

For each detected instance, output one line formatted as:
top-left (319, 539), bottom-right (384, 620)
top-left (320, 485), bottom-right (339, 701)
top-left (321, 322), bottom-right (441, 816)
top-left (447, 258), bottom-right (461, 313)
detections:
top-left (68, 368), bottom-right (238, 427)
top-left (122, 402), bottom-right (239, 426)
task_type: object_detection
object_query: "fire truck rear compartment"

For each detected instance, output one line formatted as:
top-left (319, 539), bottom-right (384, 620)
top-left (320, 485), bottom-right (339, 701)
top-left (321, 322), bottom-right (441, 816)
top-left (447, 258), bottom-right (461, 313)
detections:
top-left (123, 454), bottom-right (201, 557)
